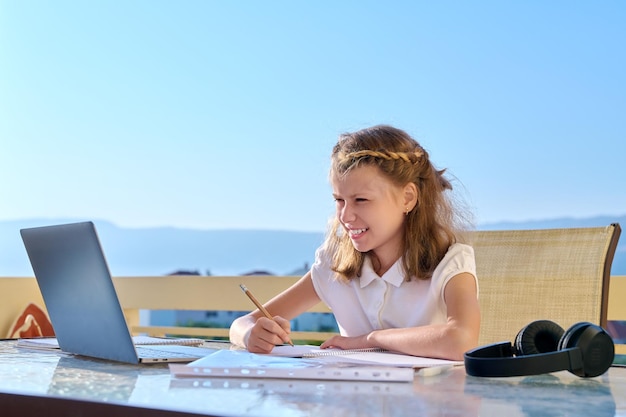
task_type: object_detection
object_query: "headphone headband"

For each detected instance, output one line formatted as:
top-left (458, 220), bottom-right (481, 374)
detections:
top-left (464, 342), bottom-right (583, 377)
top-left (464, 321), bottom-right (614, 378)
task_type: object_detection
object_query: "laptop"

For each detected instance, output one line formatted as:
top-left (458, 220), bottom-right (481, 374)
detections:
top-left (20, 221), bottom-right (216, 364)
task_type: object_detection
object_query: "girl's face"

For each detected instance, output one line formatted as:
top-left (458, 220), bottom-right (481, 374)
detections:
top-left (331, 164), bottom-right (411, 270)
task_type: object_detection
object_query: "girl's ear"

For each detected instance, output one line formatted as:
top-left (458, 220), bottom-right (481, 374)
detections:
top-left (403, 182), bottom-right (418, 211)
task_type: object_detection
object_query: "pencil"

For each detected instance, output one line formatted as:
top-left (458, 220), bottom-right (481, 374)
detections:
top-left (239, 284), bottom-right (294, 346)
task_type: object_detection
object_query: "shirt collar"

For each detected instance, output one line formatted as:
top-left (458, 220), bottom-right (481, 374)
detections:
top-left (359, 256), bottom-right (405, 288)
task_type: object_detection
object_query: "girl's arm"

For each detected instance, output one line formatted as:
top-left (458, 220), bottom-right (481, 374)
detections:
top-left (320, 272), bottom-right (480, 361)
top-left (229, 271), bottom-right (322, 353)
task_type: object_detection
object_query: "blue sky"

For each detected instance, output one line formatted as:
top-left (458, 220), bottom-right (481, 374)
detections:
top-left (1, 1), bottom-right (625, 233)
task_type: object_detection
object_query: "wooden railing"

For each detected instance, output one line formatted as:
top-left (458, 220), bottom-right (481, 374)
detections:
top-left (0, 275), bottom-right (337, 343)
top-left (114, 275), bottom-right (336, 342)
top-left (1, 275), bottom-right (625, 353)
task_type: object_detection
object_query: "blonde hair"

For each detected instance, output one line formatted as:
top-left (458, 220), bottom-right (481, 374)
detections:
top-left (324, 125), bottom-right (470, 282)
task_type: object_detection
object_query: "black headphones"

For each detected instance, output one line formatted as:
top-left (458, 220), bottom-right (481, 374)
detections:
top-left (464, 320), bottom-right (615, 378)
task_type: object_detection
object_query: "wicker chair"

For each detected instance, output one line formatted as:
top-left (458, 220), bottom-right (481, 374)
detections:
top-left (470, 223), bottom-right (621, 348)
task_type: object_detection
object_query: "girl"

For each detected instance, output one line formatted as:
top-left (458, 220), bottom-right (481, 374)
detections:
top-left (229, 125), bottom-right (480, 360)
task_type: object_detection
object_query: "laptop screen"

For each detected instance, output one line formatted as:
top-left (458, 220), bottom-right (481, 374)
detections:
top-left (20, 221), bottom-right (141, 363)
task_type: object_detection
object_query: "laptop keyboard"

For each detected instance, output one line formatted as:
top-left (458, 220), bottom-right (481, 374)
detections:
top-left (136, 346), bottom-right (195, 359)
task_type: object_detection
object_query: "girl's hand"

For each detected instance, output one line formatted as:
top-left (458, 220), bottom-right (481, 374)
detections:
top-left (320, 334), bottom-right (371, 350)
top-left (246, 316), bottom-right (292, 354)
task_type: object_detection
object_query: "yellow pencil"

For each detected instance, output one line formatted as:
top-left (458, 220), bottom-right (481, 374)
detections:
top-left (239, 284), bottom-right (294, 346)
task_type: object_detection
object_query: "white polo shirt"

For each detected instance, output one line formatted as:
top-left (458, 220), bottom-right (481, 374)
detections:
top-left (310, 243), bottom-right (477, 337)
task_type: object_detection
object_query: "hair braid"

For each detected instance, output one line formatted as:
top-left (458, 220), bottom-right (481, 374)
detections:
top-left (339, 149), bottom-right (423, 164)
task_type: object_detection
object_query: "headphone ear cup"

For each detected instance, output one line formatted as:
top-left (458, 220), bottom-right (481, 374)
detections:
top-left (514, 320), bottom-right (565, 356)
top-left (557, 322), bottom-right (589, 351)
top-left (557, 322), bottom-right (615, 377)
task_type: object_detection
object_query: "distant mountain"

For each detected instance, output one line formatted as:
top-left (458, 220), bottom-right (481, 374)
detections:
top-left (479, 215), bottom-right (625, 231)
top-left (0, 219), bottom-right (324, 276)
top-left (1, 215), bottom-right (624, 276)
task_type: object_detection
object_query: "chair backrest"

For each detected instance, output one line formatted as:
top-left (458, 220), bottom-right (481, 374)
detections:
top-left (471, 223), bottom-right (621, 346)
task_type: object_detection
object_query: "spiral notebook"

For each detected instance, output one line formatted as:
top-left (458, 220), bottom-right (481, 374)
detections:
top-left (169, 350), bottom-right (416, 382)
top-left (169, 347), bottom-right (461, 382)
top-left (169, 373), bottom-right (416, 395)
top-left (267, 345), bottom-right (462, 369)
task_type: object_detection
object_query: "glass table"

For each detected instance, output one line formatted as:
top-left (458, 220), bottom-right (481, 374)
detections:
top-left (1, 340), bottom-right (624, 416)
